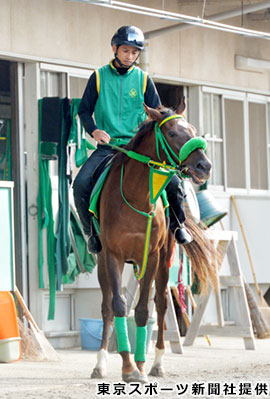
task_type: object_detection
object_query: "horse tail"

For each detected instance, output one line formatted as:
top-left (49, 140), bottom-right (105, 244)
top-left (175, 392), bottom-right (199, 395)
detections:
top-left (184, 218), bottom-right (219, 293)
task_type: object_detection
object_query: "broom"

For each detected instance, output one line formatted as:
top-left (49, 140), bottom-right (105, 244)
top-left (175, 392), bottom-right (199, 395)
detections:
top-left (243, 281), bottom-right (270, 339)
top-left (231, 196), bottom-right (270, 336)
top-left (15, 286), bottom-right (61, 361)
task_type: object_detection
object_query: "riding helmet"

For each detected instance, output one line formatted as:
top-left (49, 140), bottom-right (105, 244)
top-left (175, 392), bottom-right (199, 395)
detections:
top-left (111, 26), bottom-right (144, 50)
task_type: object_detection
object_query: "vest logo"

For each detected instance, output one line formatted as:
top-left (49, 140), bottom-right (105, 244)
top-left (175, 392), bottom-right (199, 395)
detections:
top-left (129, 88), bottom-right (137, 98)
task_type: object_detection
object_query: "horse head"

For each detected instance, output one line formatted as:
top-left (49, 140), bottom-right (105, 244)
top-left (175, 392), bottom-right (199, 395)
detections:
top-left (143, 99), bottom-right (212, 185)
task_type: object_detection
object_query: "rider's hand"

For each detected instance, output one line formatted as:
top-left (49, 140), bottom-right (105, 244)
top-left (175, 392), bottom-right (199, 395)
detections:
top-left (92, 129), bottom-right (111, 145)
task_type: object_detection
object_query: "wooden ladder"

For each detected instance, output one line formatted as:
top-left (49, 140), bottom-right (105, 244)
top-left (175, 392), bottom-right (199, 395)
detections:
top-left (184, 230), bottom-right (256, 350)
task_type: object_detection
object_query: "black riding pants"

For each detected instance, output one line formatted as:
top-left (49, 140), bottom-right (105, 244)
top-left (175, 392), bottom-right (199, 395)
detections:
top-left (73, 145), bottom-right (186, 235)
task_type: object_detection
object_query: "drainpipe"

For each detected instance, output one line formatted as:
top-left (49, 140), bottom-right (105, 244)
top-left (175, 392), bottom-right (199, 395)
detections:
top-left (140, 42), bottom-right (150, 73)
top-left (140, 1), bottom-right (270, 71)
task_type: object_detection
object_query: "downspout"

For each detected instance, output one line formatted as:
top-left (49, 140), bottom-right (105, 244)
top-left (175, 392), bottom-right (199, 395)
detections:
top-left (140, 1), bottom-right (270, 71)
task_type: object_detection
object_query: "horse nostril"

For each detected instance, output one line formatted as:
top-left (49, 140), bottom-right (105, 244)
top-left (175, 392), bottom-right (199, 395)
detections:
top-left (196, 160), bottom-right (211, 174)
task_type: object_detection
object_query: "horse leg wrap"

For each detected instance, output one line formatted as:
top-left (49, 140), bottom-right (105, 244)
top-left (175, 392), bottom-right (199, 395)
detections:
top-left (135, 325), bottom-right (147, 362)
top-left (115, 317), bottom-right (131, 353)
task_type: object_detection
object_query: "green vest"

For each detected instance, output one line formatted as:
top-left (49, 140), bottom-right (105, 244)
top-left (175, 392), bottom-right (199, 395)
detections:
top-left (94, 61), bottom-right (147, 143)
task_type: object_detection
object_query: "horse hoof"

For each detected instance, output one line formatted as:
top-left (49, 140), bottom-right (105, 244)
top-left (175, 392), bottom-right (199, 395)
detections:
top-left (91, 367), bottom-right (106, 379)
top-left (122, 369), bottom-right (148, 384)
top-left (149, 365), bottom-right (165, 377)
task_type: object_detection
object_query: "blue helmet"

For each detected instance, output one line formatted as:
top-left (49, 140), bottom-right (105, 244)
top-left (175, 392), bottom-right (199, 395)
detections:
top-left (111, 26), bottom-right (144, 51)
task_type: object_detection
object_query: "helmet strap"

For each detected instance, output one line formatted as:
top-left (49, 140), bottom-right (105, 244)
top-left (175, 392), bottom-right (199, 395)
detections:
top-left (114, 46), bottom-right (140, 69)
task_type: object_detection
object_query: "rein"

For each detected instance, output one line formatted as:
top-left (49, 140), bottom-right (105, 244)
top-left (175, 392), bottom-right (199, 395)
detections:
top-left (106, 114), bottom-right (207, 280)
top-left (120, 165), bottom-right (156, 280)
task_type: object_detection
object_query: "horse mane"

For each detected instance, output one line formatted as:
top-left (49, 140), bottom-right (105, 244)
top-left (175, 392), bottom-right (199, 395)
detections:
top-left (112, 106), bottom-right (174, 166)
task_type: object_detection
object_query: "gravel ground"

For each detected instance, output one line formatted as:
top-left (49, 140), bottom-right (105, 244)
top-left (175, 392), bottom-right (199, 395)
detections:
top-left (0, 336), bottom-right (270, 399)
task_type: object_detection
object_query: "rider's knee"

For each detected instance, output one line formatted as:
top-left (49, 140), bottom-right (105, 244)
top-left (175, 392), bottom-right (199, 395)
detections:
top-left (73, 174), bottom-right (87, 198)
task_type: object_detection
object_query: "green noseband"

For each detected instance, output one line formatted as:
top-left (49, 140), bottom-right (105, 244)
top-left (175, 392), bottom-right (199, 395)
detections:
top-left (179, 137), bottom-right (207, 164)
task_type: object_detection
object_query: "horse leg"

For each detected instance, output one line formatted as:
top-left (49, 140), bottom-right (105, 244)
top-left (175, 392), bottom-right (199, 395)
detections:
top-left (133, 254), bottom-right (160, 382)
top-left (104, 252), bottom-right (146, 383)
top-left (91, 253), bottom-right (114, 379)
top-left (149, 248), bottom-right (170, 377)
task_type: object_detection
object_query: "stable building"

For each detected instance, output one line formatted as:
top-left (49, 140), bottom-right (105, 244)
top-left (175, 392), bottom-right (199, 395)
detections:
top-left (0, 0), bottom-right (270, 348)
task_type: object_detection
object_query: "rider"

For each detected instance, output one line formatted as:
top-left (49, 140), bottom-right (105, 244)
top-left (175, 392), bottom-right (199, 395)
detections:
top-left (73, 25), bottom-right (192, 254)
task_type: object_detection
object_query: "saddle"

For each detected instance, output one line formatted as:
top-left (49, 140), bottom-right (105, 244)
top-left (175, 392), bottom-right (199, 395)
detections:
top-left (89, 154), bottom-right (115, 220)
top-left (89, 156), bottom-right (170, 236)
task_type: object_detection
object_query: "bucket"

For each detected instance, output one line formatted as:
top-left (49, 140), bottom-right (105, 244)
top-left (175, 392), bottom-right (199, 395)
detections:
top-left (127, 316), bottom-right (155, 354)
top-left (196, 190), bottom-right (228, 227)
top-left (0, 337), bottom-right (21, 363)
top-left (79, 318), bottom-right (109, 351)
top-left (0, 292), bottom-right (20, 340)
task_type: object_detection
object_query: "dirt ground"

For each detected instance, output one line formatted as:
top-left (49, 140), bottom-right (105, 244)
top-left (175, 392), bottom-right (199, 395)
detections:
top-left (0, 336), bottom-right (270, 399)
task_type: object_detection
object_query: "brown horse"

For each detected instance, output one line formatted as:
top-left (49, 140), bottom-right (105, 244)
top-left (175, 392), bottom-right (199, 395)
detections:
top-left (91, 102), bottom-right (216, 383)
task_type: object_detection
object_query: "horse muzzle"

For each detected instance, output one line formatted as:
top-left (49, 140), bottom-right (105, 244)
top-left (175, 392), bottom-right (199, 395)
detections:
top-left (181, 154), bottom-right (212, 185)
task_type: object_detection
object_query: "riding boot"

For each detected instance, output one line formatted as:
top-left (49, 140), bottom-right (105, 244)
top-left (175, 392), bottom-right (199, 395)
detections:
top-left (73, 194), bottom-right (102, 253)
top-left (87, 217), bottom-right (102, 254)
top-left (166, 175), bottom-right (193, 246)
top-left (170, 207), bottom-right (193, 245)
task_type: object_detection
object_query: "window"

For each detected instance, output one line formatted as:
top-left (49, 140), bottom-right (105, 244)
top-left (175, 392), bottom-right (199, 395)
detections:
top-left (224, 98), bottom-right (245, 189)
top-left (203, 93), bottom-right (224, 186)
top-left (40, 71), bottom-right (64, 98)
top-left (248, 102), bottom-right (268, 190)
top-left (69, 76), bottom-right (88, 98)
top-left (201, 88), bottom-right (270, 192)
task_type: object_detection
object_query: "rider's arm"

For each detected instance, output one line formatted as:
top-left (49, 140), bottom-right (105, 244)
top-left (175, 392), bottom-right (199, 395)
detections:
top-left (78, 72), bottom-right (110, 144)
top-left (144, 76), bottom-right (161, 109)
top-left (78, 72), bottom-right (99, 136)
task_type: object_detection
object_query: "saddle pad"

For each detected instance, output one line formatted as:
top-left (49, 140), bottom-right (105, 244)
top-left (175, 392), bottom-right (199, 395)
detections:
top-left (89, 163), bottom-right (112, 219)
top-left (89, 163), bottom-right (169, 222)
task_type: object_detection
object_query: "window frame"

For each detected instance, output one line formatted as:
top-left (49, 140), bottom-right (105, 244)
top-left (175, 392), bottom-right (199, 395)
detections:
top-left (202, 86), bottom-right (270, 196)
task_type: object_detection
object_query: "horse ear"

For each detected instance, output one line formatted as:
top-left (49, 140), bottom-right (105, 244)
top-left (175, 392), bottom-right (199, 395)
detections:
top-left (176, 96), bottom-right (186, 116)
top-left (143, 103), bottom-right (163, 123)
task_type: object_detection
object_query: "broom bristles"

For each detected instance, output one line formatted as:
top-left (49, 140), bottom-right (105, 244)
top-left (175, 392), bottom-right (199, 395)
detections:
top-left (18, 317), bottom-right (61, 362)
top-left (17, 317), bottom-right (44, 361)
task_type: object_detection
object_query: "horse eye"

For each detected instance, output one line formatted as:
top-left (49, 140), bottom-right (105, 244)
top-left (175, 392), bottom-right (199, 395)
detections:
top-left (168, 130), bottom-right (176, 137)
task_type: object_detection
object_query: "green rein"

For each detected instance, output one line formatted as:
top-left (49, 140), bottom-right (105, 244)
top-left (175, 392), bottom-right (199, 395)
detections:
top-left (107, 115), bottom-right (207, 280)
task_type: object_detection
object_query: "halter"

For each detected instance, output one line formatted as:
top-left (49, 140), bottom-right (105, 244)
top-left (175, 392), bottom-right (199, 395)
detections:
top-left (155, 114), bottom-right (207, 168)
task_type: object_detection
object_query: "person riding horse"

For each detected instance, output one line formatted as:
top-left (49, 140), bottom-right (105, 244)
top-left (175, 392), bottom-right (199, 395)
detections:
top-left (73, 25), bottom-right (192, 253)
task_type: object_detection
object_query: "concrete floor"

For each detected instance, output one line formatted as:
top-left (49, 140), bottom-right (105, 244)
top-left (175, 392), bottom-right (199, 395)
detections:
top-left (1, 336), bottom-right (270, 399)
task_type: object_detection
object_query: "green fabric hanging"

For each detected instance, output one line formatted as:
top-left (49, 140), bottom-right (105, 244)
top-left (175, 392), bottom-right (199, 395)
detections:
top-left (38, 98), bottom-right (98, 320)
top-left (68, 98), bottom-right (95, 167)
top-left (63, 207), bottom-right (96, 285)
top-left (37, 100), bottom-right (57, 319)
top-left (0, 119), bottom-right (12, 181)
top-left (55, 99), bottom-right (71, 290)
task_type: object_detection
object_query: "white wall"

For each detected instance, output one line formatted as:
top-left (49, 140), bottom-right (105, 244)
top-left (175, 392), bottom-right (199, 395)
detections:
top-left (0, 0), bottom-right (270, 91)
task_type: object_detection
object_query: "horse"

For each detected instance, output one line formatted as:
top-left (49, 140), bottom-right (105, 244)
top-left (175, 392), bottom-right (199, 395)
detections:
top-left (91, 101), bottom-right (216, 383)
